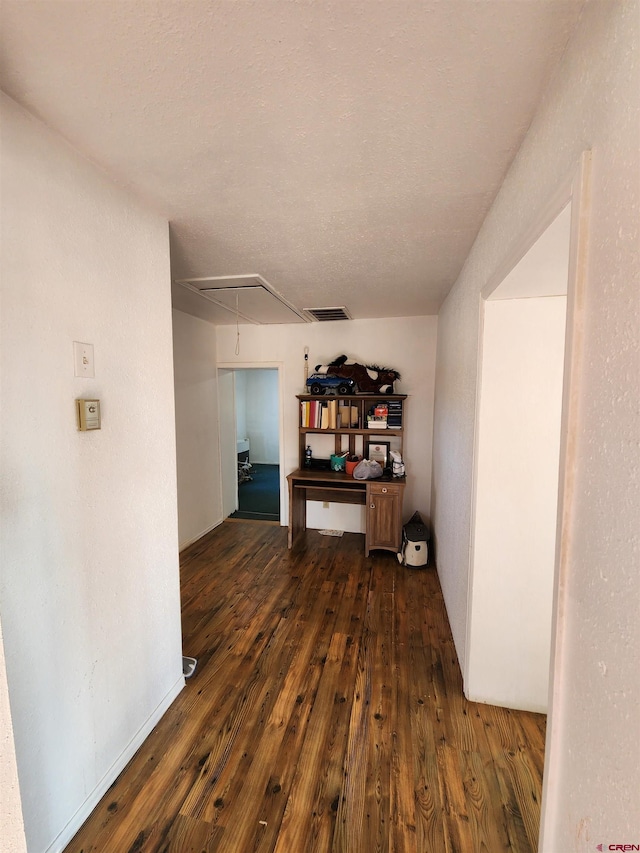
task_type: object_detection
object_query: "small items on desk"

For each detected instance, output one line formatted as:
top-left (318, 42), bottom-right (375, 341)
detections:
top-left (330, 451), bottom-right (348, 471)
top-left (345, 456), bottom-right (361, 476)
top-left (307, 457), bottom-right (332, 471)
top-left (390, 450), bottom-right (405, 477)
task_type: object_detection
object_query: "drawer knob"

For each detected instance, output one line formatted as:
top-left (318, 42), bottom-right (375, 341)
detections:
top-left (382, 487), bottom-right (387, 493)
top-left (370, 503), bottom-right (375, 509)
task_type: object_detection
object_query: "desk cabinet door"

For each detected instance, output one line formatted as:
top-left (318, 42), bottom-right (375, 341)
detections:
top-left (366, 483), bottom-right (403, 554)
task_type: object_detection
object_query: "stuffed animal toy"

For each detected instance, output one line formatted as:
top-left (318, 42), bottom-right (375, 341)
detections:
top-left (314, 355), bottom-right (400, 394)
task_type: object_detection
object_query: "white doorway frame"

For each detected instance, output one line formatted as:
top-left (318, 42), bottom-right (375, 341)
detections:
top-left (216, 361), bottom-right (286, 524)
top-left (466, 152), bottom-right (591, 846)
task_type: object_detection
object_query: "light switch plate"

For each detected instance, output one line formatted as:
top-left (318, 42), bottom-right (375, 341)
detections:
top-left (73, 341), bottom-right (94, 378)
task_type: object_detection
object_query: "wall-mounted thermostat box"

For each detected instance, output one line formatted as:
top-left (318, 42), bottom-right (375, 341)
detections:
top-left (76, 399), bottom-right (101, 431)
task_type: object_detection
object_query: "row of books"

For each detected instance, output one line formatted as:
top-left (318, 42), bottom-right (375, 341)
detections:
top-left (300, 399), bottom-right (360, 429)
top-left (386, 399), bottom-right (403, 428)
top-left (365, 401), bottom-right (403, 430)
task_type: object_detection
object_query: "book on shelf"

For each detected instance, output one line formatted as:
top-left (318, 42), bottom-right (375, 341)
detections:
top-left (329, 399), bottom-right (337, 429)
top-left (301, 399), bottom-right (325, 429)
top-left (338, 404), bottom-right (359, 428)
top-left (310, 399), bottom-right (320, 428)
top-left (385, 400), bottom-right (402, 428)
top-left (320, 403), bottom-right (329, 429)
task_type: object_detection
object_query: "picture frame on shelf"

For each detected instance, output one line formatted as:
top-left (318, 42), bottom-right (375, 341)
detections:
top-left (365, 440), bottom-right (390, 470)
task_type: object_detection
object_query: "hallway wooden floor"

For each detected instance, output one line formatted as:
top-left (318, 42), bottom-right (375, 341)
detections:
top-left (66, 521), bottom-right (546, 853)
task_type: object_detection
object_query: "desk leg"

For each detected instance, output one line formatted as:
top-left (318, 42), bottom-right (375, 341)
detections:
top-left (288, 482), bottom-right (306, 548)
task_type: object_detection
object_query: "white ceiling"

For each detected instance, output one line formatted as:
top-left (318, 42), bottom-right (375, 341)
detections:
top-left (0, 1), bottom-right (585, 324)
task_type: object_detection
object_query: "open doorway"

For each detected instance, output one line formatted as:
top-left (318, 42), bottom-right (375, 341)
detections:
top-left (217, 366), bottom-right (283, 523)
top-left (466, 202), bottom-right (571, 712)
top-left (466, 204), bottom-right (572, 838)
top-left (465, 152), bottom-right (591, 849)
top-left (231, 368), bottom-right (280, 521)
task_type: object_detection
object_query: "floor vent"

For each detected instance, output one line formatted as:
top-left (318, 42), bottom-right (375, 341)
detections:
top-left (303, 306), bottom-right (352, 322)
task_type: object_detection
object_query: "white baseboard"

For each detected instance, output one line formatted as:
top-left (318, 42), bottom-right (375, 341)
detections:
top-left (45, 675), bottom-right (185, 853)
top-left (178, 517), bottom-right (223, 552)
top-left (464, 687), bottom-right (548, 715)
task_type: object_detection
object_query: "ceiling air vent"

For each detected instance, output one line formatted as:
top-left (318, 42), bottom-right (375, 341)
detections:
top-left (304, 306), bottom-right (352, 322)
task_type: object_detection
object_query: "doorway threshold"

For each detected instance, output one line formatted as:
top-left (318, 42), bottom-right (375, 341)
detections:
top-left (226, 515), bottom-right (280, 524)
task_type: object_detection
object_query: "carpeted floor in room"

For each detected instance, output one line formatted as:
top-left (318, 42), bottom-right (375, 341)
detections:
top-left (230, 463), bottom-right (280, 521)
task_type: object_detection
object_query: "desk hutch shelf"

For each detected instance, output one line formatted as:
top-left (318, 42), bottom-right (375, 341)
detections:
top-left (288, 393), bottom-right (407, 556)
top-left (296, 393), bottom-right (407, 466)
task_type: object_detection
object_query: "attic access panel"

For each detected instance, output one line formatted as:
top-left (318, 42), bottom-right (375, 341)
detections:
top-left (202, 286), bottom-right (303, 325)
top-left (174, 274), bottom-right (306, 325)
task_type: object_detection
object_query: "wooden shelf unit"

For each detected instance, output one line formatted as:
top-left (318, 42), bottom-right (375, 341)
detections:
top-left (296, 393), bottom-right (407, 469)
top-left (289, 393), bottom-right (408, 555)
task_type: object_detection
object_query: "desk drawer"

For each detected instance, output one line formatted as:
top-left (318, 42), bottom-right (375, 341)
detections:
top-left (301, 486), bottom-right (366, 505)
top-left (367, 482), bottom-right (403, 498)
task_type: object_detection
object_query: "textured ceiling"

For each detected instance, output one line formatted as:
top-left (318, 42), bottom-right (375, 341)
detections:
top-left (0, 1), bottom-right (584, 322)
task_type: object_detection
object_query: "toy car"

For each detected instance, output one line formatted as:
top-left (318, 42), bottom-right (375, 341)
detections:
top-left (306, 373), bottom-right (356, 395)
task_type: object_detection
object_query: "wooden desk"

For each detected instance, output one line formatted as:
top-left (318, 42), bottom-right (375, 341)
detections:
top-left (287, 468), bottom-right (406, 556)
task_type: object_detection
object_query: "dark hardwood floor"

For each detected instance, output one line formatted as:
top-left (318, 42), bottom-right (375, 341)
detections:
top-left (66, 521), bottom-right (546, 853)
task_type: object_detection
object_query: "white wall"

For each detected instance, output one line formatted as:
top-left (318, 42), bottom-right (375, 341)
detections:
top-left (173, 310), bottom-right (222, 548)
top-left (243, 370), bottom-right (279, 464)
top-left (0, 95), bottom-right (184, 853)
top-left (468, 296), bottom-right (566, 712)
top-left (235, 369), bottom-right (248, 441)
top-left (234, 369), bottom-right (280, 464)
top-left (431, 3), bottom-right (639, 848)
top-left (217, 317), bottom-right (437, 533)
